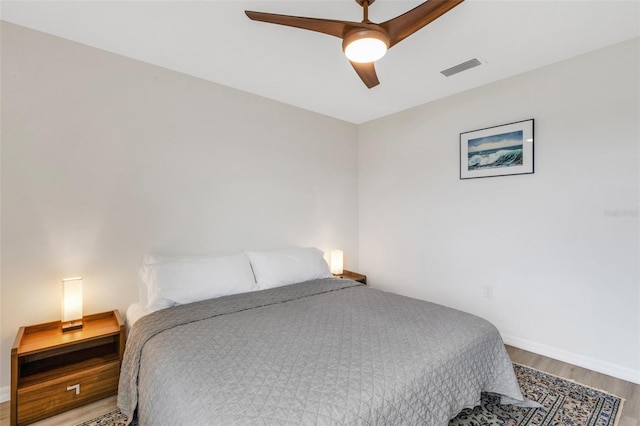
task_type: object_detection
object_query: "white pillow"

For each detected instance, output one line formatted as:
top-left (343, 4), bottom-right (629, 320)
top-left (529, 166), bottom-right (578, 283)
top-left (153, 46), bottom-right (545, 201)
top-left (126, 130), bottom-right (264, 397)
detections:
top-left (141, 253), bottom-right (258, 311)
top-left (245, 247), bottom-right (333, 290)
top-left (138, 255), bottom-right (206, 307)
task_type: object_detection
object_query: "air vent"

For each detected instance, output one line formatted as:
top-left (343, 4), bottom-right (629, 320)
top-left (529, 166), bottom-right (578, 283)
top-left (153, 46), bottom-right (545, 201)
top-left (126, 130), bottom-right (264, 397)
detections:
top-left (440, 58), bottom-right (482, 77)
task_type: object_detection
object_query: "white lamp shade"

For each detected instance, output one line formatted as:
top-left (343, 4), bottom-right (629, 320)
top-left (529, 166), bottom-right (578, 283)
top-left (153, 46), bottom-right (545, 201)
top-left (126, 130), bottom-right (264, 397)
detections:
top-left (62, 277), bottom-right (83, 322)
top-left (330, 250), bottom-right (344, 275)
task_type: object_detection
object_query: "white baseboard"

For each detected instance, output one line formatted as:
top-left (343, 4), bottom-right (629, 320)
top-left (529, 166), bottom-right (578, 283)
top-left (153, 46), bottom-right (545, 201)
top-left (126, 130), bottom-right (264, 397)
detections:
top-left (503, 334), bottom-right (640, 385)
top-left (0, 385), bottom-right (9, 403)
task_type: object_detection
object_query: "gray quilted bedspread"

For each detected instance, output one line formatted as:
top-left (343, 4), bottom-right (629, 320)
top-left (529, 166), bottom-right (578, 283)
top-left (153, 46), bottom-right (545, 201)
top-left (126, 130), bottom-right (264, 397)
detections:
top-left (118, 278), bottom-right (524, 425)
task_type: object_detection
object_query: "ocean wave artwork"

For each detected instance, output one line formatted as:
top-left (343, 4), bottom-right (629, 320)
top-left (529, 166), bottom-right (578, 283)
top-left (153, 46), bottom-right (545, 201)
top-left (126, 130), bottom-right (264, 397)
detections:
top-left (468, 147), bottom-right (523, 169)
top-left (467, 130), bottom-right (523, 170)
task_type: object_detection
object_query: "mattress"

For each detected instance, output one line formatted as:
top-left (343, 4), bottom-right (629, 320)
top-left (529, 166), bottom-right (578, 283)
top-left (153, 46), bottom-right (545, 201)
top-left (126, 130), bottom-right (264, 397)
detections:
top-left (118, 278), bottom-right (524, 425)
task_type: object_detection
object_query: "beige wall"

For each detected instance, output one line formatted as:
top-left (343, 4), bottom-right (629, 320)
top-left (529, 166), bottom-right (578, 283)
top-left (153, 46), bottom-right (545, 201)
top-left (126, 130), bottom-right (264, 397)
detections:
top-left (0, 22), bottom-right (359, 395)
top-left (359, 38), bottom-right (640, 383)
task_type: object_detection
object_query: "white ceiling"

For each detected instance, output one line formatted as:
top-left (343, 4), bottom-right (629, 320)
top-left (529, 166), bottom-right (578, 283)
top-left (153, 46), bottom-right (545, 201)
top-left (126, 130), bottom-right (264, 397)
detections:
top-left (1, 0), bottom-right (639, 124)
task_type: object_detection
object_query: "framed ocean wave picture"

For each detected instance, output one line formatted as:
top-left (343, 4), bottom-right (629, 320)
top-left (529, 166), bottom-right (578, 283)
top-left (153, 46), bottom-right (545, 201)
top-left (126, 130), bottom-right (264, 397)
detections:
top-left (460, 119), bottom-right (534, 179)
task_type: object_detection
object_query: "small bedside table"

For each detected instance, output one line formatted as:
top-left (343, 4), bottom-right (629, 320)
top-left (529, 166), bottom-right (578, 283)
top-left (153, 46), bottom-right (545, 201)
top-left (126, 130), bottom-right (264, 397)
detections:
top-left (334, 270), bottom-right (367, 285)
top-left (10, 310), bottom-right (125, 426)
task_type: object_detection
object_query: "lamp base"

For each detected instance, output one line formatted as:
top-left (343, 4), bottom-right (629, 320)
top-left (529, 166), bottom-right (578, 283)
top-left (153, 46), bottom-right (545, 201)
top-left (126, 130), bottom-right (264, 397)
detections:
top-left (62, 319), bottom-right (83, 332)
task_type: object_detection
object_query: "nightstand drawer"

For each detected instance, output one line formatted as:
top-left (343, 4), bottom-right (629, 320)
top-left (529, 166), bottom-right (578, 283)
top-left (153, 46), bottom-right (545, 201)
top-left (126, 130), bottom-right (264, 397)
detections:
top-left (17, 361), bottom-right (120, 425)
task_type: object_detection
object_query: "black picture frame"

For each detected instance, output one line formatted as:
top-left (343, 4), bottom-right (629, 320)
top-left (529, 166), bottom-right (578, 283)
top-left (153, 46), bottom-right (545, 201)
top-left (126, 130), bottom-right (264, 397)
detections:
top-left (460, 119), bottom-right (534, 179)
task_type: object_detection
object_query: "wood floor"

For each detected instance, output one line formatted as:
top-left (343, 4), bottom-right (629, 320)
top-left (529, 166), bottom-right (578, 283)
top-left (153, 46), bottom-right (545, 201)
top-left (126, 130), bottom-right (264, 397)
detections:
top-left (1, 345), bottom-right (638, 426)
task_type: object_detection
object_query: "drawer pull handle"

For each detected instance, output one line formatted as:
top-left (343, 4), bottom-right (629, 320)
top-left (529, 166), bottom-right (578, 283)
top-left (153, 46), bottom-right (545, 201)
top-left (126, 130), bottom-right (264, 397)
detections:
top-left (66, 384), bottom-right (80, 395)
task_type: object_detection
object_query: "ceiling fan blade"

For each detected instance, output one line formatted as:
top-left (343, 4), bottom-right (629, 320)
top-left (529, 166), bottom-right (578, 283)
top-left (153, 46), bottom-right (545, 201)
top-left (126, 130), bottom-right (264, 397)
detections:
top-left (350, 61), bottom-right (380, 88)
top-left (245, 11), bottom-right (359, 39)
top-left (381, 0), bottom-right (465, 48)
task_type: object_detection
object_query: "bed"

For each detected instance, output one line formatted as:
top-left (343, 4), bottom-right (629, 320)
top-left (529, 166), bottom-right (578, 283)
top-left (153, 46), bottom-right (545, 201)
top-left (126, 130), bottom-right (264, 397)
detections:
top-left (118, 249), bottom-right (525, 425)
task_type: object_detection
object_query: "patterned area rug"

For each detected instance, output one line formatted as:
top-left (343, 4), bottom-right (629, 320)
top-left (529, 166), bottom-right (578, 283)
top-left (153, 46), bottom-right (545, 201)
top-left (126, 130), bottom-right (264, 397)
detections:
top-left (450, 364), bottom-right (623, 426)
top-left (78, 364), bottom-right (623, 426)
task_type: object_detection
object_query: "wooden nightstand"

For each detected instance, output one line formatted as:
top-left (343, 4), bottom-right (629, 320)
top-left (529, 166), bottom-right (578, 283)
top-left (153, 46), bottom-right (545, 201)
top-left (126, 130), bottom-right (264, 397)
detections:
top-left (335, 270), bottom-right (367, 284)
top-left (10, 310), bottom-right (125, 426)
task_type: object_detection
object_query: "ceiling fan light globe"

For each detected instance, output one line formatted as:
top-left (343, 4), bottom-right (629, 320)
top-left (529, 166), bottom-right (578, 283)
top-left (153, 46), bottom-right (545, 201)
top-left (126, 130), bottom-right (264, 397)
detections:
top-left (342, 28), bottom-right (389, 63)
top-left (344, 38), bottom-right (388, 63)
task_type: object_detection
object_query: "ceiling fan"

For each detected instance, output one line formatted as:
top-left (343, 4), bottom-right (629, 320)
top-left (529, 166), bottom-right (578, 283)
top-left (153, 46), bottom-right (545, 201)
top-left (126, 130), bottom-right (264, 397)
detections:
top-left (245, 0), bottom-right (465, 88)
